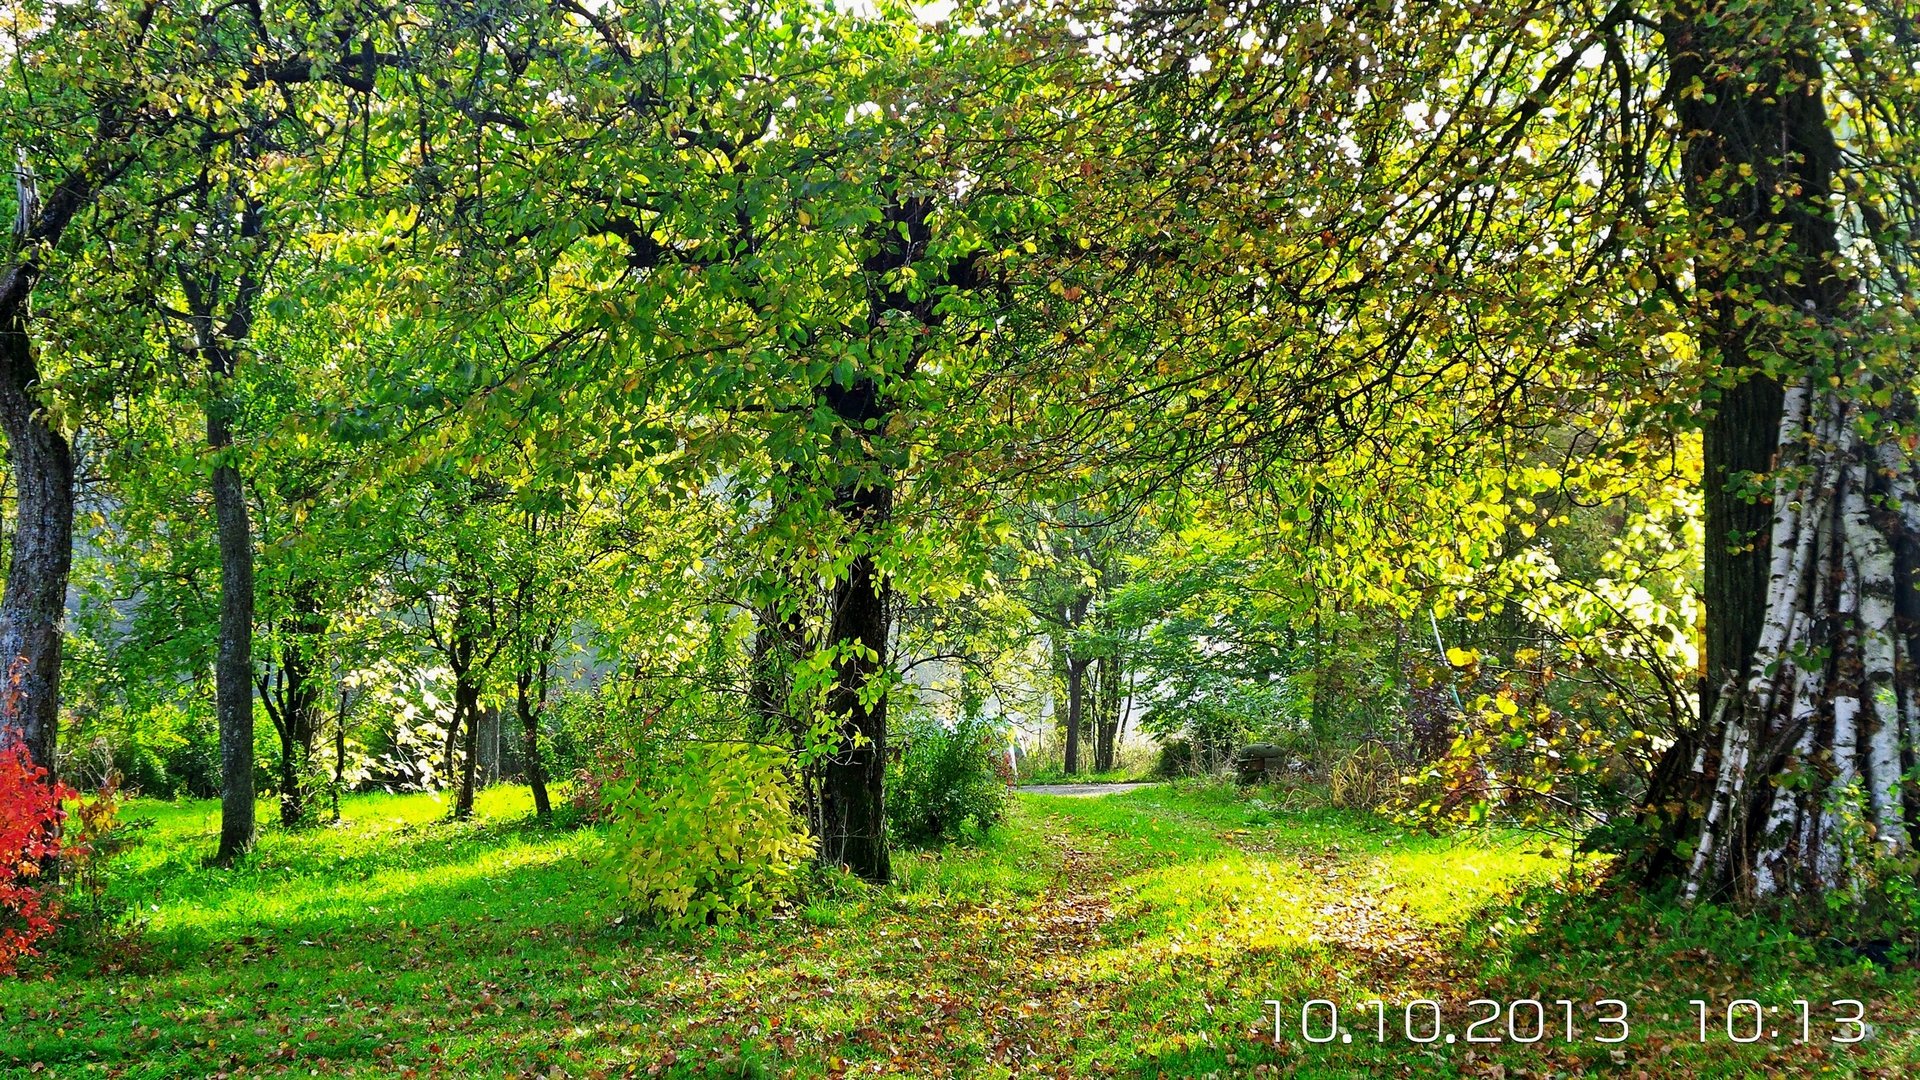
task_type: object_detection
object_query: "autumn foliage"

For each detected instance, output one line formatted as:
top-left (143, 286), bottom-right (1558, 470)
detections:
top-left (0, 742), bottom-right (74, 976)
top-left (603, 742), bottom-right (814, 929)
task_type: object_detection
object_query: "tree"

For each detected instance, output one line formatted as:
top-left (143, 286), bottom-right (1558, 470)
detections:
top-left (384, 467), bottom-right (510, 820)
top-left (1036, 0), bottom-right (1916, 904)
top-left (1010, 506), bottom-right (1146, 775)
top-left (398, 0), bottom-right (1078, 881)
top-left (173, 175), bottom-right (269, 864)
top-left (1640, 0), bottom-right (1920, 901)
top-left (497, 483), bottom-right (605, 821)
top-left (0, 0), bottom-right (177, 779)
top-left (256, 578), bottom-right (327, 828)
top-left (144, 5), bottom-right (376, 855)
top-left (0, 0), bottom-right (384, 806)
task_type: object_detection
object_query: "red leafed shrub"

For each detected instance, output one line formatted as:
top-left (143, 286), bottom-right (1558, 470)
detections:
top-left (0, 741), bottom-right (75, 976)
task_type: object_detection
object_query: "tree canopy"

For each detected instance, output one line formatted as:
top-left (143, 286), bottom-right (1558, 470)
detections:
top-left (0, 0), bottom-right (1914, 910)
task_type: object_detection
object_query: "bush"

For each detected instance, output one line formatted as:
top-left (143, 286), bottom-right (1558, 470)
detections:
top-left (1327, 740), bottom-right (1399, 810)
top-left (1154, 737), bottom-right (1222, 778)
top-left (887, 711), bottom-right (1008, 846)
top-left (1150, 725), bottom-right (1244, 778)
top-left (603, 742), bottom-right (813, 929)
top-left (1151, 738), bottom-right (1184, 778)
top-left (44, 771), bottom-right (150, 973)
top-left (65, 771), bottom-right (137, 923)
top-left (1140, 680), bottom-right (1285, 774)
top-left (546, 690), bottom-right (622, 782)
top-left (61, 703), bottom-right (221, 799)
top-left (0, 743), bottom-right (76, 976)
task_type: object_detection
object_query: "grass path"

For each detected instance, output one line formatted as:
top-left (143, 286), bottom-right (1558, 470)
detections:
top-left (1, 784), bottom-right (1915, 1078)
top-left (1011, 783), bottom-right (1156, 797)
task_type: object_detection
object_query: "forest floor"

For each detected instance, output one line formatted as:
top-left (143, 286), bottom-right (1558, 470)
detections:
top-left (3, 783), bottom-right (1916, 1079)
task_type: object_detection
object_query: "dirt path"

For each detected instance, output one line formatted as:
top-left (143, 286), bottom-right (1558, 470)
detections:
top-left (1015, 782), bottom-right (1155, 797)
top-left (977, 829), bottom-right (1124, 1072)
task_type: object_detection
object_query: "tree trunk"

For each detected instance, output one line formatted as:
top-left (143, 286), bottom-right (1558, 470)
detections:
top-left (1094, 654), bottom-right (1122, 773)
top-left (1643, 0), bottom-right (1920, 902)
top-left (1094, 710), bottom-right (1115, 773)
top-left (1064, 656), bottom-right (1089, 776)
top-left (1048, 637), bottom-right (1069, 749)
top-left (178, 190), bottom-right (268, 866)
top-left (1057, 585), bottom-right (1093, 776)
top-left (453, 672), bottom-right (480, 820)
top-left (0, 290), bottom-right (73, 779)
top-left (807, 192), bottom-right (961, 883)
top-left (477, 705), bottom-right (500, 788)
top-left (0, 148), bottom-right (108, 781)
top-left (1700, 375), bottom-right (1784, 727)
top-left (1309, 615), bottom-right (1338, 754)
top-left (1108, 652), bottom-right (1124, 763)
top-left (1679, 381), bottom-right (1920, 900)
top-left (516, 663), bottom-right (551, 820)
top-left (441, 698), bottom-right (461, 785)
top-left (332, 684), bottom-right (349, 824)
top-left (210, 342), bottom-right (257, 864)
top-left (275, 723), bottom-right (299, 826)
top-left (750, 599), bottom-right (806, 743)
top-left (814, 471), bottom-right (892, 883)
top-left (212, 458), bottom-right (256, 862)
top-left (264, 581), bottom-right (325, 828)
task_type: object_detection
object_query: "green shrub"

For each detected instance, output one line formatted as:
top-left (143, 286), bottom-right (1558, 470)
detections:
top-left (61, 703), bottom-right (222, 799)
top-left (602, 742), bottom-right (814, 929)
top-left (1327, 740), bottom-right (1399, 810)
top-left (1152, 737), bottom-right (1193, 778)
top-left (545, 690), bottom-right (622, 781)
top-left (1153, 735), bottom-right (1236, 778)
top-left (887, 711), bottom-right (1008, 846)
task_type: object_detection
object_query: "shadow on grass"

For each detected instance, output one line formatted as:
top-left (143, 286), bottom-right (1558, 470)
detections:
top-left (11, 793), bottom-right (1075, 1077)
top-left (1092, 850), bottom-right (1920, 1078)
top-left (14, 849), bottom-right (690, 1077)
top-left (20, 784), bottom-right (1911, 1079)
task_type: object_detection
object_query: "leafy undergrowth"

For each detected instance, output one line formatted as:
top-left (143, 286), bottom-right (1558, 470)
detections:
top-left (1, 783), bottom-right (1914, 1078)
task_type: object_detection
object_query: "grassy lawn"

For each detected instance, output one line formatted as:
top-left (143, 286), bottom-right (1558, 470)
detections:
top-left (2, 783), bottom-right (1914, 1078)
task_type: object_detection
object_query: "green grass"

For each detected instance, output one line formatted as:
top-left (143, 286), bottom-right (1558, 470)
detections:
top-left (2, 782), bottom-right (1914, 1078)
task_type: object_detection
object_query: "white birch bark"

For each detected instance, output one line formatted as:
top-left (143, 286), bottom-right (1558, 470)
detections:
top-left (1752, 661), bottom-right (1818, 899)
top-left (1683, 382), bottom-right (1919, 900)
top-left (1841, 460), bottom-right (1906, 853)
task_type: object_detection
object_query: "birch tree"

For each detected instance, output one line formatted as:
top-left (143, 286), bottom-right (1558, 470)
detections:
top-left (1641, 0), bottom-right (1920, 901)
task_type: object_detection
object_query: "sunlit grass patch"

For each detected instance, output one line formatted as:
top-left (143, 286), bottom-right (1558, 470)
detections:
top-left (5, 782), bottom-right (1915, 1078)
